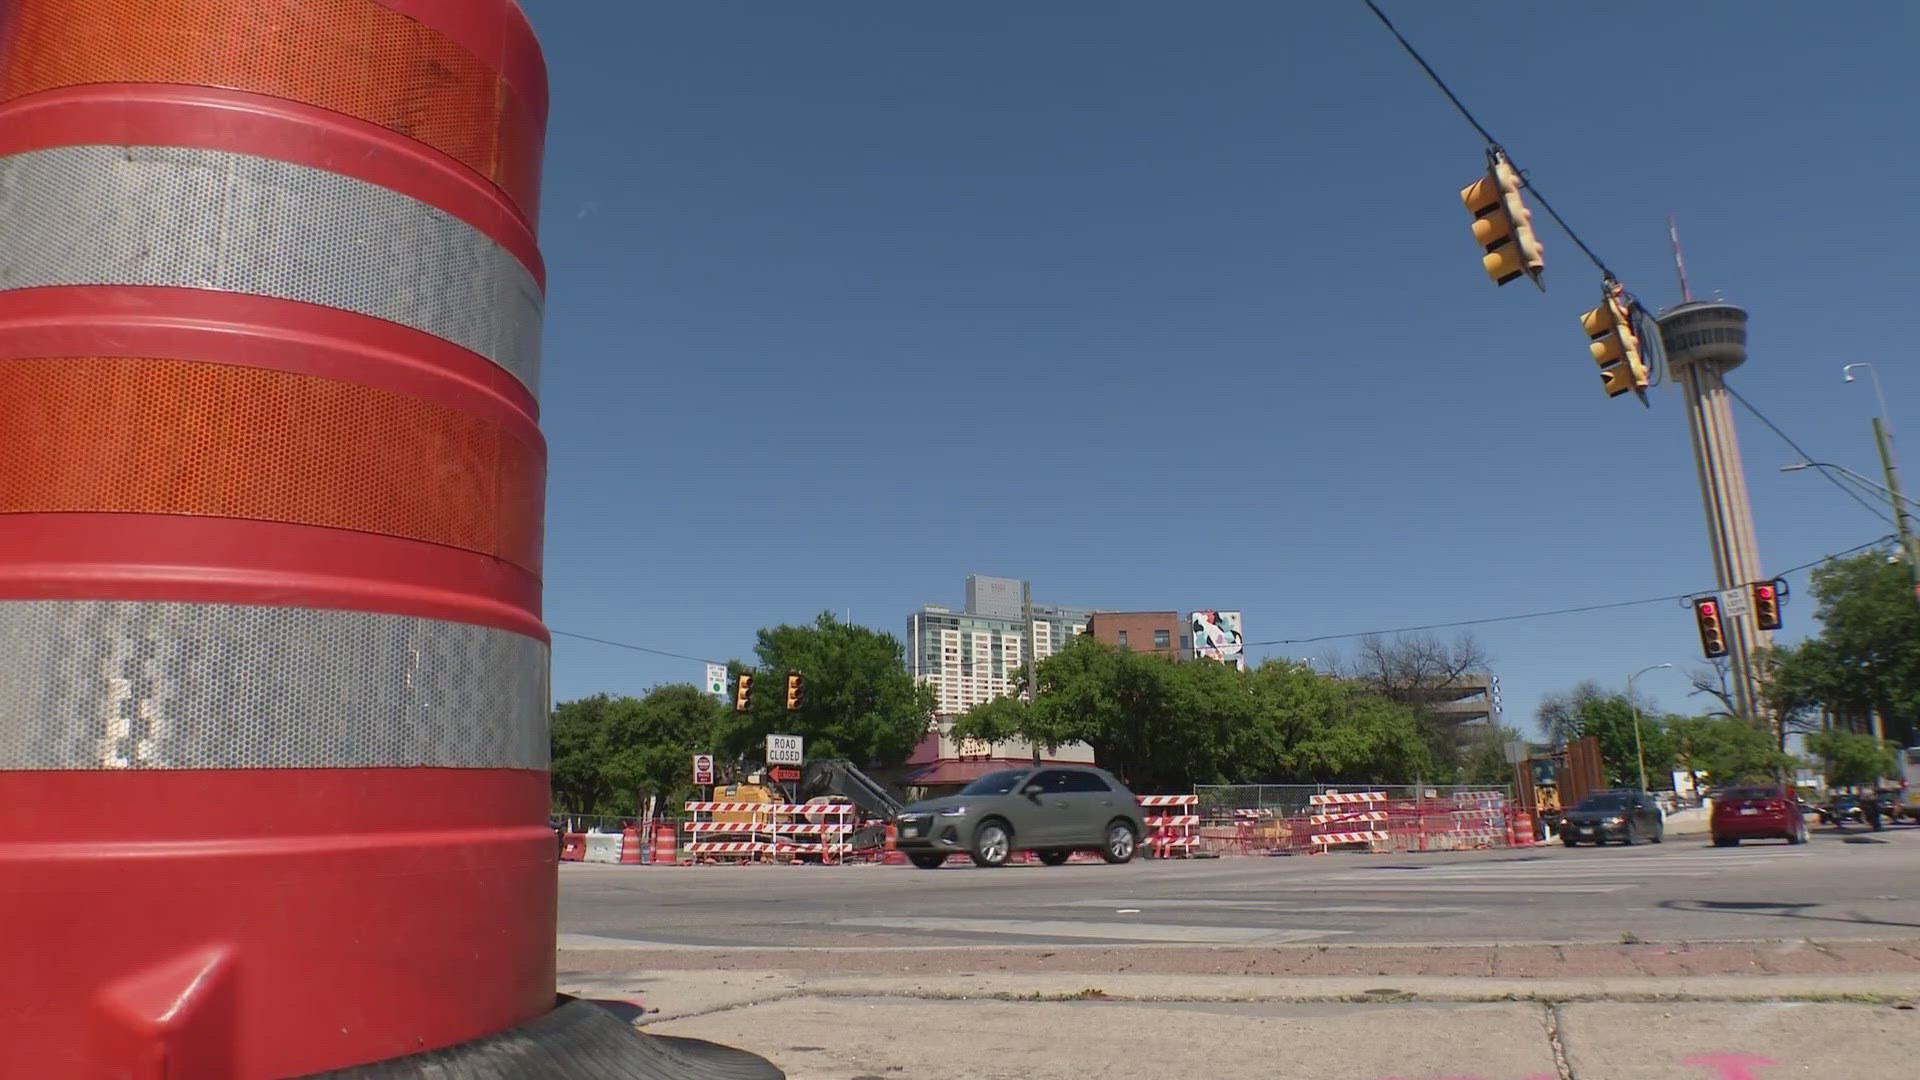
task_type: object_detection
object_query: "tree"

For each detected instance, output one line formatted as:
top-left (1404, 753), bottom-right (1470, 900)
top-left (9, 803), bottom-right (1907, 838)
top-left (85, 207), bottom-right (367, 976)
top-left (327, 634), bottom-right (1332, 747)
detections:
top-left (1248, 660), bottom-right (1432, 784)
top-left (1535, 680), bottom-right (1612, 749)
top-left (950, 642), bottom-right (1433, 791)
top-left (1803, 730), bottom-right (1900, 788)
top-left (1665, 714), bottom-right (1792, 789)
top-left (1336, 632), bottom-right (1495, 777)
top-left (549, 686), bottom-right (724, 815)
top-left (1569, 693), bottom-right (1676, 789)
top-left (601, 684), bottom-right (726, 810)
top-left (1459, 725), bottom-right (1526, 786)
top-left (1770, 551), bottom-right (1920, 745)
top-left (712, 612), bottom-right (934, 769)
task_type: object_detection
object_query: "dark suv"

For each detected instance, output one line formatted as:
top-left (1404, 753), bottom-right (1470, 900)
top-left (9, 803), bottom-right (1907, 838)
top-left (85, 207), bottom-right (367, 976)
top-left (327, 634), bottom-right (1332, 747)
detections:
top-left (893, 765), bottom-right (1148, 868)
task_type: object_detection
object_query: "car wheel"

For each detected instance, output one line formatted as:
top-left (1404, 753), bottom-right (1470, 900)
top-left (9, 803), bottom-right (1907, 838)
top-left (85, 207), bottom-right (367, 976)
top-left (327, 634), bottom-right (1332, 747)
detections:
top-left (1785, 826), bottom-right (1803, 846)
top-left (1102, 820), bottom-right (1138, 864)
top-left (1037, 850), bottom-right (1071, 866)
top-left (1562, 838), bottom-right (1580, 847)
top-left (969, 820), bottom-right (1013, 868)
top-left (908, 852), bottom-right (948, 869)
top-left (1621, 825), bottom-right (1636, 846)
top-left (1713, 836), bottom-right (1737, 847)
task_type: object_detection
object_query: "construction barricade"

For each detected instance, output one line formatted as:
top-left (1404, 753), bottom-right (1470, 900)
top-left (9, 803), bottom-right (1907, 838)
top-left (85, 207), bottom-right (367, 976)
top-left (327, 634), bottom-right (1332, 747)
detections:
top-left (1310, 791), bottom-right (1388, 852)
top-left (683, 801), bottom-right (857, 863)
top-left (1138, 794), bottom-right (1199, 857)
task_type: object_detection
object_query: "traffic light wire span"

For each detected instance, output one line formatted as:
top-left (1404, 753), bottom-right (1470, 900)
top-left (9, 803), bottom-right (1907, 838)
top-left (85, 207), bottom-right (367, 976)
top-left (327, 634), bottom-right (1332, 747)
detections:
top-left (1721, 382), bottom-right (1896, 527)
top-left (1363, 1), bottom-right (1617, 282)
top-left (1238, 533), bottom-right (1892, 649)
top-left (550, 536), bottom-right (1891, 670)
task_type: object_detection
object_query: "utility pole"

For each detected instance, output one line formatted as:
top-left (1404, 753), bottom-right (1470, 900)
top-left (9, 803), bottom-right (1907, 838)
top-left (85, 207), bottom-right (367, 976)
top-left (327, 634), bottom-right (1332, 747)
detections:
top-left (1871, 417), bottom-right (1920, 604)
top-left (1023, 580), bottom-right (1040, 766)
top-left (1845, 363), bottom-right (1920, 606)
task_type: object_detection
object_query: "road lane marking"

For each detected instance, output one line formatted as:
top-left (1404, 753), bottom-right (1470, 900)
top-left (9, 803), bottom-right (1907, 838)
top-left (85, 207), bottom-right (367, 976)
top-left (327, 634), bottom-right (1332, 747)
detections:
top-left (830, 917), bottom-right (1352, 944)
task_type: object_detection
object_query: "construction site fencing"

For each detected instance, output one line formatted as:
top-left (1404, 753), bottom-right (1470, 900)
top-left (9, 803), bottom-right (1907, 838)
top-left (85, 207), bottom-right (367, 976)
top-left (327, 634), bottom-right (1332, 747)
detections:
top-left (1192, 783), bottom-right (1520, 855)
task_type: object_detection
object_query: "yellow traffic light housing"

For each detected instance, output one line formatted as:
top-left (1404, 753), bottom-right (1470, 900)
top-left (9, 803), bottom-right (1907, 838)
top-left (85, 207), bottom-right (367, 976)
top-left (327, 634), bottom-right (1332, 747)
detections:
top-left (1752, 581), bottom-right (1782, 631)
top-left (1460, 150), bottom-right (1544, 289)
top-left (1581, 280), bottom-right (1649, 404)
top-left (1693, 598), bottom-right (1728, 659)
top-left (784, 671), bottom-right (804, 713)
top-left (734, 672), bottom-right (753, 713)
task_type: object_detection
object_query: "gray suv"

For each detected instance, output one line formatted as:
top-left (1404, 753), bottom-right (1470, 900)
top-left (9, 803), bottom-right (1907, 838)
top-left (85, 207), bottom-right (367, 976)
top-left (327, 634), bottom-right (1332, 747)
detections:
top-left (893, 765), bottom-right (1148, 868)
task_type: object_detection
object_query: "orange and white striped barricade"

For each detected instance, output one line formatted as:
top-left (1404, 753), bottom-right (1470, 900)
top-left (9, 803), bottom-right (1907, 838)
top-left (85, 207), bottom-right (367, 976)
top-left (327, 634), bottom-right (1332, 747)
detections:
top-left (762, 802), bottom-right (856, 863)
top-left (620, 826), bottom-right (643, 864)
top-left (1138, 794), bottom-right (1199, 857)
top-left (1308, 791), bottom-right (1387, 852)
top-left (684, 801), bottom-right (769, 862)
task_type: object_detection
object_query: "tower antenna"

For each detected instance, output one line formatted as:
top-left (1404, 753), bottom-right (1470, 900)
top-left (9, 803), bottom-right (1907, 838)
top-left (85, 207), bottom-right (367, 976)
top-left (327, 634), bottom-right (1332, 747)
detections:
top-left (1669, 214), bottom-right (1693, 302)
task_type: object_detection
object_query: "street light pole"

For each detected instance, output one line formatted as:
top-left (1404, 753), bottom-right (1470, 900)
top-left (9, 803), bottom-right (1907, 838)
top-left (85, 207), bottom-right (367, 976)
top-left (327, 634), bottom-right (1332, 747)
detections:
top-left (1628, 663), bottom-right (1674, 792)
top-left (1844, 363), bottom-right (1920, 607)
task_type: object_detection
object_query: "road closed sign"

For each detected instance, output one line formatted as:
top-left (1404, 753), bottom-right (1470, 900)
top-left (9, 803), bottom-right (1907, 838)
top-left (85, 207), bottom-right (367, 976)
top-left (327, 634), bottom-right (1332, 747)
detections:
top-left (692, 754), bottom-right (714, 785)
top-left (765, 734), bottom-right (804, 766)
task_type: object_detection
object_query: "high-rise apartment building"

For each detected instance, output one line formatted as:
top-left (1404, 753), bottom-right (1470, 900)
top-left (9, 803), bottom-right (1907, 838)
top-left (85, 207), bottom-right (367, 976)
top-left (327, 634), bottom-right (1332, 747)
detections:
top-left (906, 578), bottom-right (1093, 717)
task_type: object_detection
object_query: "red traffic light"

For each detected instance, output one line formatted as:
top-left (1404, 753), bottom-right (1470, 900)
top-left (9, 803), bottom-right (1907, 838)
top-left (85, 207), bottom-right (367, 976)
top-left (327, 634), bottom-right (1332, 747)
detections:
top-left (1752, 582), bottom-right (1783, 631)
top-left (1693, 598), bottom-right (1728, 659)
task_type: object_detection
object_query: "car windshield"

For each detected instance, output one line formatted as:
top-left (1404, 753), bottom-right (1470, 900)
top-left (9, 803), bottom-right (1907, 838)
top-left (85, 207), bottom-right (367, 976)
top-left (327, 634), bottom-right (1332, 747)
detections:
top-left (1575, 794), bottom-right (1631, 811)
top-left (958, 769), bottom-right (1028, 796)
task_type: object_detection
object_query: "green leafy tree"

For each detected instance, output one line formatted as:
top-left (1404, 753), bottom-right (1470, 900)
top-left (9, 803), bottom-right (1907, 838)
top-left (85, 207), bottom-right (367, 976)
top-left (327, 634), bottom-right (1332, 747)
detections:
top-left (549, 686), bottom-right (723, 815)
top-left (602, 684), bottom-right (725, 810)
top-left (1803, 729), bottom-right (1900, 788)
top-left (1249, 660), bottom-right (1431, 784)
top-left (1579, 694), bottom-right (1675, 788)
top-left (713, 612), bottom-right (934, 769)
top-left (951, 643), bottom-right (1432, 791)
top-left (550, 693), bottom-right (621, 813)
top-left (1459, 725), bottom-right (1527, 786)
top-left (1666, 714), bottom-right (1793, 788)
top-left (1771, 551), bottom-right (1920, 745)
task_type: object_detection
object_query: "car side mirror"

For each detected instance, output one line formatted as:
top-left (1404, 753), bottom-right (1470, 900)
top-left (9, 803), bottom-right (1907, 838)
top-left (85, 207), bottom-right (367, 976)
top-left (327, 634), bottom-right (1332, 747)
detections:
top-left (1021, 784), bottom-right (1044, 798)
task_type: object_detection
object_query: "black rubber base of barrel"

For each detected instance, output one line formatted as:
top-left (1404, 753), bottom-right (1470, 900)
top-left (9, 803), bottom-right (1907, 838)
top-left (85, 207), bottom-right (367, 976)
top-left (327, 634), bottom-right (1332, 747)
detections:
top-left (308, 997), bottom-right (784, 1079)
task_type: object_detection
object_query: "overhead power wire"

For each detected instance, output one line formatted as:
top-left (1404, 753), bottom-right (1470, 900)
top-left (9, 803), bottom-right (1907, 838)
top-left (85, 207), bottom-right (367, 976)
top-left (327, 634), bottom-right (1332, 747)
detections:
top-left (548, 628), bottom-right (726, 667)
top-left (1720, 383), bottom-right (1895, 526)
top-left (1239, 534), bottom-right (1892, 648)
top-left (1362, 0), bottom-right (1616, 281)
top-left (550, 536), bottom-right (1891, 668)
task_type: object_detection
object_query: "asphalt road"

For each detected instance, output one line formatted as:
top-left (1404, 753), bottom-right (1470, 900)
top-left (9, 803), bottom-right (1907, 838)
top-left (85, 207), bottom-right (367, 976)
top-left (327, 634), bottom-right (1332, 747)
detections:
top-left (559, 826), bottom-right (1920, 950)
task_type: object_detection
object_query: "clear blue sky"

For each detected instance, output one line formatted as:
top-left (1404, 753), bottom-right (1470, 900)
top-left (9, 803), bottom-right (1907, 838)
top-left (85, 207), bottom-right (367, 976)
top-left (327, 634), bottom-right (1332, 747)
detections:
top-left (520, 1), bottom-right (1916, 735)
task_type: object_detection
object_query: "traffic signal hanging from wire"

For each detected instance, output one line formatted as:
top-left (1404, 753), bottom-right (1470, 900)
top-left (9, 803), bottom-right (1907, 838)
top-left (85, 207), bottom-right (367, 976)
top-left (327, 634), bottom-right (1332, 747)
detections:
top-left (784, 671), bottom-right (804, 712)
top-left (1692, 597), bottom-right (1729, 659)
top-left (1752, 581), bottom-right (1783, 631)
top-left (733, 672), bottom-right (753, 713)
top-left (1460, 149), bottom-right (1545, 290)
top-left (1581, 278), bottom-right (1649, 404)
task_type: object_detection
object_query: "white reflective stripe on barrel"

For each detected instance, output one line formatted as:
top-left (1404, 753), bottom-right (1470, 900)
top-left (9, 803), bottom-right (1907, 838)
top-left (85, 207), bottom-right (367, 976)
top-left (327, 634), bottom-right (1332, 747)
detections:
top-left (0, 144), bottom-right (544, 395)
top-left (0, 600), bottom-right (548, 770)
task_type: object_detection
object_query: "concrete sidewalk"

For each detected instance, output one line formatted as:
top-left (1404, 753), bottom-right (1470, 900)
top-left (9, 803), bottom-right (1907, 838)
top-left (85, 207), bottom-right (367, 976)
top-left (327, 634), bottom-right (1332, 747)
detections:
top-left (563, 941), bottom-right (1920, 1079)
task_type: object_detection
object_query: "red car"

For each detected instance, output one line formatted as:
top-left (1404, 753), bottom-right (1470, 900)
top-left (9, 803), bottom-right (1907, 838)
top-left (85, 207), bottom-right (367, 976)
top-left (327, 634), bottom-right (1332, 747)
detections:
top-left (1711, 785), bottom-right (1808, 846)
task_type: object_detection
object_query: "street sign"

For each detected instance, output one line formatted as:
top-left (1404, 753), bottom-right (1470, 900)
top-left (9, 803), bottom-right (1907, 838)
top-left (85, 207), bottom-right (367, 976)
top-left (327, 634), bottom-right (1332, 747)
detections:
top-left (1717, 588), bottom-right (1750, 620)
top-left (765, 733), bottom-right (804, 766)
top-left (768, 765), bottom-right (800, 783)
top-left (704, 663), bottom-right (728, 700)
top-left (692, 754), bottom-right (714, 786)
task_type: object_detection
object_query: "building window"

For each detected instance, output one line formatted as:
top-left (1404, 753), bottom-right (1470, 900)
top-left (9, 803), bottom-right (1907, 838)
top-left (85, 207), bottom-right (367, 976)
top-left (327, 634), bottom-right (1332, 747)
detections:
top-left (1154, 629), bottom-right (1170, 650)
top-left (1117, 630), bottom-right (1129, 649)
